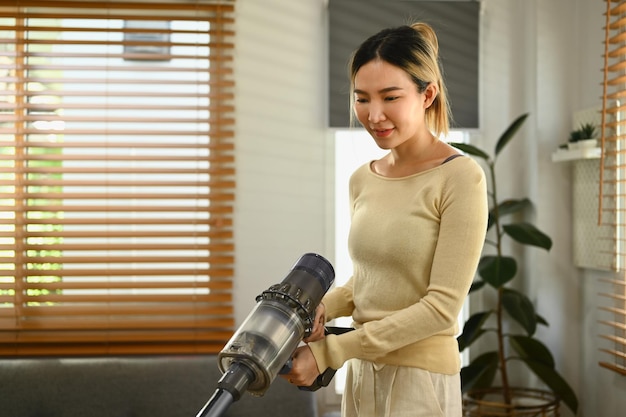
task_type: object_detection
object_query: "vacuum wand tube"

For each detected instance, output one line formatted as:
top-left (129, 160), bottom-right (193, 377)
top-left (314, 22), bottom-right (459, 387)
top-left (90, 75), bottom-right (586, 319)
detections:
top-left (196, 253), bottom-right (335, 417)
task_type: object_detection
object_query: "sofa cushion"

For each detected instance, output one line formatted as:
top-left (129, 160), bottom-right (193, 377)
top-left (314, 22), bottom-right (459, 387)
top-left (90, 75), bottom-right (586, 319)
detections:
top-left (0, 356), bottom-right (317, 417)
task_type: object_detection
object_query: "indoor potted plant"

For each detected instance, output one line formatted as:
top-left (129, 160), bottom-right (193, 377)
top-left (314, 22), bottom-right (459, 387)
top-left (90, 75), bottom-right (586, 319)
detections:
top-left (567, 121), bottom-right (598, 150)
top-left (451, 113), bottom-right (579, 416)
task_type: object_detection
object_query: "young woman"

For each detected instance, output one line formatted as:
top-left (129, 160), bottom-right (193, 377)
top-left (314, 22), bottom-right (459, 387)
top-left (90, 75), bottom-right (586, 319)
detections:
top-left (283, 22), bottom-right (488, 417)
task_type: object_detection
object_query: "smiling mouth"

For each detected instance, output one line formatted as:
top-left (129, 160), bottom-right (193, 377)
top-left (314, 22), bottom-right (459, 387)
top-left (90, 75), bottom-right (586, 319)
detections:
top-left (373, 128), bottom-right (394, 137)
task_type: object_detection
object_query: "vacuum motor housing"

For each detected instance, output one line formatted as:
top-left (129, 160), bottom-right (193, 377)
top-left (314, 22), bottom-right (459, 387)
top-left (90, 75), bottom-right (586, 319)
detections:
top-left (217, 253), bottom-right (334, 396)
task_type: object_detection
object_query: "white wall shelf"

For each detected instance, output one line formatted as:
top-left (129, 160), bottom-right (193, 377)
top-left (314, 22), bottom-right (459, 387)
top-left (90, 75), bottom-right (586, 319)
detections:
top-left (551, 146), bottom-right (601, 162)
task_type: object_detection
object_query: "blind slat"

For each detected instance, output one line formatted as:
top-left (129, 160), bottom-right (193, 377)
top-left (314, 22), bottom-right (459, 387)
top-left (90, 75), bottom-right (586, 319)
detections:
top-left (4, 318), bottom-right (235, 331)
top-left (599, 320), bottom-right (626, 331)
top-left (600, 348), bottom-right (626, 360)
top-left (10, 267), bottom-right (234, 277)
top-left (1, 0), bottom-right (235, 11)
top-left (0, 285), bottom-right (233, 295)
top-left (11, 180), bottom-right (234, 185)
top-left (6, 205), bottom-right (233, 213)
top-left (600, 334), bottom-right (626, 347)
top-left (0, 167), bottom-right (235, 175)
top-left (599, 362), bottom-right (626, 376)
top-left (599, 293), bottom-right (626, 302)
top-left (0, 306), bottom-right (234, 317)
top-left (0, 218), bottom-right (230, 226)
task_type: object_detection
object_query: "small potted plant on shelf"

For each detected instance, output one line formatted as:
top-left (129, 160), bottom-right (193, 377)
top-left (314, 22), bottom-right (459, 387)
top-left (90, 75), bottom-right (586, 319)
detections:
top-left (567, 122), bottom-right (598, 150)
top-left (450, 113), bottom-right (578, 417)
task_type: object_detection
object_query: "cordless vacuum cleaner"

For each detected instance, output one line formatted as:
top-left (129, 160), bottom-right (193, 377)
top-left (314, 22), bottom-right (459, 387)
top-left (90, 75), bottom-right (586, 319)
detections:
top-left (195, 253), bottom-right (336, 417)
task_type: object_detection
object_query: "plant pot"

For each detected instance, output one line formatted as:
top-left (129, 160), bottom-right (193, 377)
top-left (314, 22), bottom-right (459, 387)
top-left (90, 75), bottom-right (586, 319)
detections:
top-left (463, 387), bottom-right (560, 417)
top-left (568, 138), bottom-right (597, 150)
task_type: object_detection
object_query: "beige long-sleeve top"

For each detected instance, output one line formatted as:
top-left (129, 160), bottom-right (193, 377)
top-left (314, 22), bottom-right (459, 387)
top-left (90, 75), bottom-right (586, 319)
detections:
top-left (309, 155), bottom-right (488, 375)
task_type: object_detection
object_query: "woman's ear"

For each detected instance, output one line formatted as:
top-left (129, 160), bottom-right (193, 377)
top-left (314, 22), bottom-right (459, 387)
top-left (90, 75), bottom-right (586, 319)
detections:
top-left (423, 83), bottom-right (438, 109)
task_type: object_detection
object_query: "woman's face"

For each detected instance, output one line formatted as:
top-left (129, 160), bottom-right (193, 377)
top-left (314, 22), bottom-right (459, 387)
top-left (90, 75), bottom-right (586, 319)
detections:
top-left (353, 59), bottom-right (436, 150)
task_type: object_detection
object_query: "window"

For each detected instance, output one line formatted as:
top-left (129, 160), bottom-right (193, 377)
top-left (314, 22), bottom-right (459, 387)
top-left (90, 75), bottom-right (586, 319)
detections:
top-left (0, 0), bottom-right (236, 356)
top-left (599, 0), bottom-right (626, 375)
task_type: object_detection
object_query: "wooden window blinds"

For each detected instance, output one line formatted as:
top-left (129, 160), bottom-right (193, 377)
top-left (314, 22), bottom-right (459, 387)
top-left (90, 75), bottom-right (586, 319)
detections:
top-left (0, 0), bottom-right (236, 356)
top-left (600, 0), bottom-right (626, 376)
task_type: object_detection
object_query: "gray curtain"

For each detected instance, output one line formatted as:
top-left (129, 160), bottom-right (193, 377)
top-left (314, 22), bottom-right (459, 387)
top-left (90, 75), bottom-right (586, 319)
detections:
top-left (328, 0), bottom-right (480, 129)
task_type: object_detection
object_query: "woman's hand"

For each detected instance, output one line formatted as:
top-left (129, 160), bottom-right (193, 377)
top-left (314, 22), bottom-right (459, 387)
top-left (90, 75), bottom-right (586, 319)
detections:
top-left (304, 303), bottom-right (326, 343)
top-left (280, 345), bottom-right (321, 387)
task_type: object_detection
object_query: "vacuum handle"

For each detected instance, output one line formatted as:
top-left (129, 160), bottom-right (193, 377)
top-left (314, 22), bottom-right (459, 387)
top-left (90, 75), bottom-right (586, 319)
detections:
top-left (280, 326), bottom-right (354, 392)
top-left (298, 366), bottom-right (337, 392)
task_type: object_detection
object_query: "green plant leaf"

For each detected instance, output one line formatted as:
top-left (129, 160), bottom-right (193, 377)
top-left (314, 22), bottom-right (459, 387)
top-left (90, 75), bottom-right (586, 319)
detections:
top-left (469, 280), bottom-right (486, 293)
top-left (478, 255), bottom-right (517, 288)
top-left (487, 212), bottom-right (496, 231)
top-left (494, 113), bottom-right (529, 156)
top-left (520, 358), bottom-right (579, 414)
top-left (460, 351), bottom-right (499, 393)
top-left (503, 222), bottom-right (552, 250)
top-left (458, 311), bottom-right (493, 351)
top-left (449, 142), bottom-right (491, 160)
top-left (569, 129), bottom-right (583, 142)
top-left (490, 198), bottom-right (532, 221)
top-left (488, 198), bottom-right (533, 230)
top-left (502, 288), bottom-right (537, 336)
top-left (536, 313), bottom-right (549, 327)
top-left (509, 335), bottom-right (555, 368)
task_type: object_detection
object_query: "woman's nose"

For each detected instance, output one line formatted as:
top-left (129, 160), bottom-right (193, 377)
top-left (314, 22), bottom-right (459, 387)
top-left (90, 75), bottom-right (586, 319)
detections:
top-left (368, 102), bottom-right (386, 123)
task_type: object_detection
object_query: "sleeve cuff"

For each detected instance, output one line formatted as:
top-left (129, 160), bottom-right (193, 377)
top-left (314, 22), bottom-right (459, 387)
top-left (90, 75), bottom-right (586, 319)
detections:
top-left (308, 329), bottom-right (363, 371)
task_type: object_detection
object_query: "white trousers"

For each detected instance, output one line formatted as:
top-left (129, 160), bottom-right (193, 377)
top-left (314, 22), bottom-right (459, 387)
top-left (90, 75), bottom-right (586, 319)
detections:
top-left (342, 359), bottom-right (462, 417)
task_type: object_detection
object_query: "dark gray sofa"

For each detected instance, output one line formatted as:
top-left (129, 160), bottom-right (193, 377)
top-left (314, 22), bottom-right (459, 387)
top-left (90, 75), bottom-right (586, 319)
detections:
top-left (0, 355), bottom-right (318, 417)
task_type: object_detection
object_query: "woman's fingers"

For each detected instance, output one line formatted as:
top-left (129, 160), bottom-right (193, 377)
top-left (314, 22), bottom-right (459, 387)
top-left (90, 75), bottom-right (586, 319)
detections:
top-left (304, 303), bottom-right (326, 343)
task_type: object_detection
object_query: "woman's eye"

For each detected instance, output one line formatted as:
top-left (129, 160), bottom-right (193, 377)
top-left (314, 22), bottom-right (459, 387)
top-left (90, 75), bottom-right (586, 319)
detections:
top-left (385, 96), bottom-right (399, 101)
top-left (355, 97), bottom-right (368, 103)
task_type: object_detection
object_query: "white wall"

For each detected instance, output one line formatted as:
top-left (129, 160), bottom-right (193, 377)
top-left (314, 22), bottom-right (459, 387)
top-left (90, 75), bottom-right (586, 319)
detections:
top-left (234, 0), bottom-right (625, 416)
top-left (233, 0), bottom-right (330, 322)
